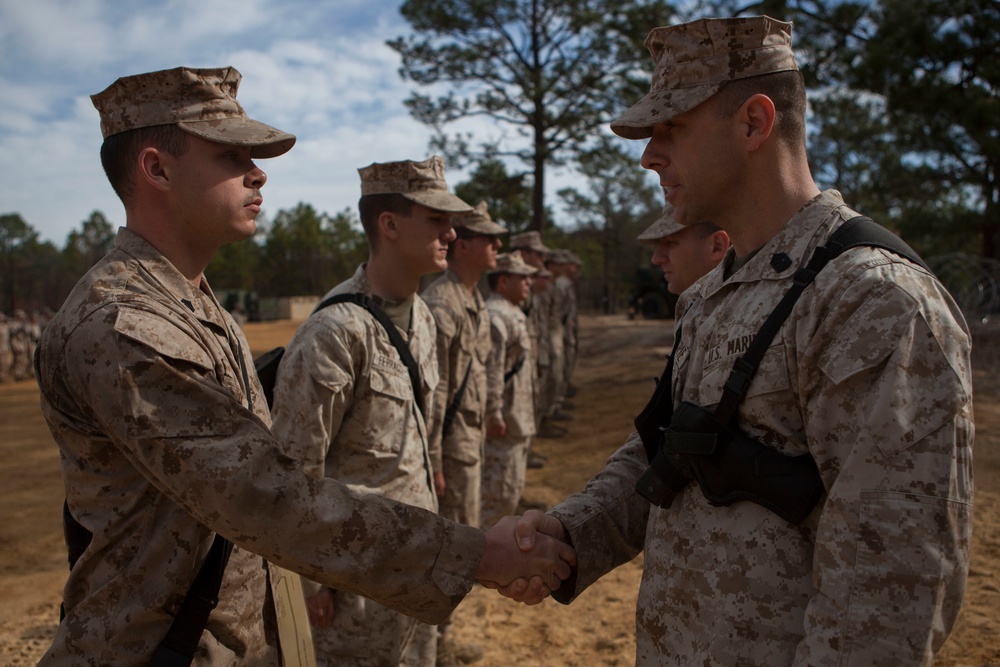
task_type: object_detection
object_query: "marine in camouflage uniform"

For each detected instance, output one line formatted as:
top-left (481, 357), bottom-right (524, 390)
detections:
top-left (481, 252), bottom-right (537, 529)
top-left (421, 201), bottom-right (507, 529)
top-left (509, 232), bottom-right (557, 440)
top-left (270, 157), bottom-right (474, 667)
top-left (512, 17), bottom-right (973, 665)
top-left (36, 67), bottom-right (573, 667)
top-left (420, 202), bottom-right (506, 666)
top-left (0, 311), bottom-right (10, 383)
top-left (9, 309), bottom-right (31, 381)
top-left (543, 250), bottom-right (574, 420)
top-left (560, 252), bottom-right (581, 400)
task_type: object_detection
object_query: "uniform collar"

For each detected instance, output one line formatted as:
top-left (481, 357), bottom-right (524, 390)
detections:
top-left (443, 268), bottom-right (485, 313)
top-left (115, 227), bottom-right (230, 332)
top-left (693, 190), bottom-right (852, 300)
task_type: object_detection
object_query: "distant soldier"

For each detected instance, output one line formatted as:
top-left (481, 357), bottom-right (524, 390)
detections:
top-left (421, 200), bottom-right (506, 666)
top-left (270, 157), bottom-right (475, 667)
top-left (230, 301), bottom-right (248, 328)
top-left (508, 232), bottom-right (561, 446)
top-left (0, 311), bottom-right (10, 383)
top-left (561, 251), bottom-right (582, 401)
top-left (9, 309), bottom-right (30, 381)
top-left (542, 250), bottom-right (575, 422)
top-left (481, 251), bottom-right (537, 528)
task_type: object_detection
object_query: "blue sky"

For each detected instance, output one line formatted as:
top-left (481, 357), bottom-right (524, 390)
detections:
top-left (0, 0), bottom-right (597, 245)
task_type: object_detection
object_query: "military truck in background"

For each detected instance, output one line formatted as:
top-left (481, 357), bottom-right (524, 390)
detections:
top-left (629, 266), bottom-right (677, 320)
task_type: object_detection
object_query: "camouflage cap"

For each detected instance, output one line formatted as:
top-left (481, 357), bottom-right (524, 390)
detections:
top-left (358, 156), bottom-right (472, 213)
top-left (545, 248), bottom-right (575, 265)
top-left (452, 201), bottom-right (508, 235)
top-left (509, 231), bottom-right (551, 253)
top-left (611, 16), bottom-right (798, 140)
top-left (489, 251), bottom-right (538, 276)
top-left (637, 203), bottom-right (685, 244)
top-left (91, 66), bottom-right (296, 158)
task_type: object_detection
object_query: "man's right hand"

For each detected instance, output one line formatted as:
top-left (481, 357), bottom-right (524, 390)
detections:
top-left (476, 510), bottom-right (573, 605)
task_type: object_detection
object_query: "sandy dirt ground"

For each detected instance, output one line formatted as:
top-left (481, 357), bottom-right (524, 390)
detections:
top-left (1, 314), bottom-right (997, 666)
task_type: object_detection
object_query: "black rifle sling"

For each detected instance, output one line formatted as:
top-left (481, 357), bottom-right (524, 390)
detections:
top-left (317, 293), bottom-right (426, 419)
top-left (442, 359), bottom-right (473, 439)
top-left (504, 355), bottom-right (526, 384)
top-left (149, 534), bottom-right (234, 667)
top-left (714, 216), bottom-right (928, 425)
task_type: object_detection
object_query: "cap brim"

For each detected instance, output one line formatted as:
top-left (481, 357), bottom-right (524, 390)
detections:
top-left (403, 191), bottom-right (473, 213)
top-left (610, 83), bottom-right (721, 140)
top-left (463, 220), bottom-right (509, 235)
top-left (637, 219), bottom-right (685, 244)
top-left (178, 117), bottom-right (296, 158)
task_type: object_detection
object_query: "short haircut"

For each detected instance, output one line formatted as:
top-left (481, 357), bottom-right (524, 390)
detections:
top-left (357, 193), bottom-right (413, 251)
top-left (714, 70), bottom-right (807, 146)
top-left (100, 124), bottom-right (190, 202)
top-left (487, 272), bottom-right (503, 290)
top-left (690, 221), bottom-right (723, 239)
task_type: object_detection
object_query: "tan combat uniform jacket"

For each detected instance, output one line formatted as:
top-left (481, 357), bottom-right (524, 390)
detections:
top-left (421, 270), bottom-right (491, 526)
top-left (36, 231), bottom-right (482, 666)
top-left (558, 274), bottom-right (579, 389)
top-left (270, 265), bottom-right (443, 663)
top-left (549, 191), bottom-right (973, 666)
top-left (484, 293), bottom-right (535, 438)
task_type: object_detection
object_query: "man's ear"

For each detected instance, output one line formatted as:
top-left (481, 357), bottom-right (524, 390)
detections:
top-left (378, 211), bottom-right (400, 241)
top-left (740, 93), bottom-right (776, 150)
top-left (138, 147), bottom-right (171, 192)
top-left (710, 230), bottom-right (731, 260)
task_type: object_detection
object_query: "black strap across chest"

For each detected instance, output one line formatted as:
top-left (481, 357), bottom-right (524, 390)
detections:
top-left (711, 215), bottom-right (928, 426)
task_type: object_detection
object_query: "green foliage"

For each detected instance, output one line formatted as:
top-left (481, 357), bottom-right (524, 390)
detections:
top-left (390, 0), bottom-right (676, 231)
top-left (556, 136), bottom-right (661, 312)
top-left (62, 211), bottom-right (115, 278)
top-left (0, 213), bottom-right (62, 313)
top-left (257, 203), bottom-right (368, 297)
top-left (766, 0), bottom-right (999, 258)
top-left (453, 159), bottom-right (536, 233)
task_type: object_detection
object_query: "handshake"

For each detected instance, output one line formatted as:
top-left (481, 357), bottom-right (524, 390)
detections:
top-left (476, 510), bottom-right (575, 605)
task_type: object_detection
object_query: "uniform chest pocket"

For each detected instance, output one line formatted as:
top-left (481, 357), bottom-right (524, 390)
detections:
top-left (369, 355), bottom-right (413, 403)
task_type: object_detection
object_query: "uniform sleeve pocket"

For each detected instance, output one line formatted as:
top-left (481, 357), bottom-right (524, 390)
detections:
top-left (114, 309), bottom-right (236, 439)
top-left (844, 490), bottom-right (970, 660)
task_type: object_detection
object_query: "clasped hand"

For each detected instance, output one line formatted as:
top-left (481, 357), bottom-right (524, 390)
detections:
top-left (476, 509), bottom-right (573, 605)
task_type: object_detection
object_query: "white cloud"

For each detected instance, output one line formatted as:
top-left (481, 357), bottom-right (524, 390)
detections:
top-left (0, 0), bottom-right (642, 244)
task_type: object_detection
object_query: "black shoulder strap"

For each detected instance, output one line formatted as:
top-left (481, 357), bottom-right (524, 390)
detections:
top-left (504, 355), bottom-right (526, 384)
top-left (319, 293), bottom-right (425, 418)
top-left (149, 534), bottom-right (234, 667)
top-left (714, 216), bottom-right (928, 424)
top-left (442, 359), bottom-right (473, 439)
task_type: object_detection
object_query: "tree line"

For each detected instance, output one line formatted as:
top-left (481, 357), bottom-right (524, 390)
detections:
top-left (2, 0), bottom-right (997, 317)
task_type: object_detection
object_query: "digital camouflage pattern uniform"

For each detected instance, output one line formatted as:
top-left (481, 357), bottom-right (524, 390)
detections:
top-left (561, 252), bottom-right (581, 395)
top-left (10, 309), bottom-right (31, 381)
top-left (0, 312), bottom-right (10, 382)
top-left (549, 190), bottom-right (973, 665)
top-left (481, 253), bottom-right (537, 528)
top-left (422, 274), bottom-right (488, 525)
top-left (545, 253), bottom-right (575, 416)
top-left (35, 67), bottom-right (483, 667)
top-left (36, 230), bottom-right (483, 666)
top-left (270, 266), bottom-right (443, 667)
